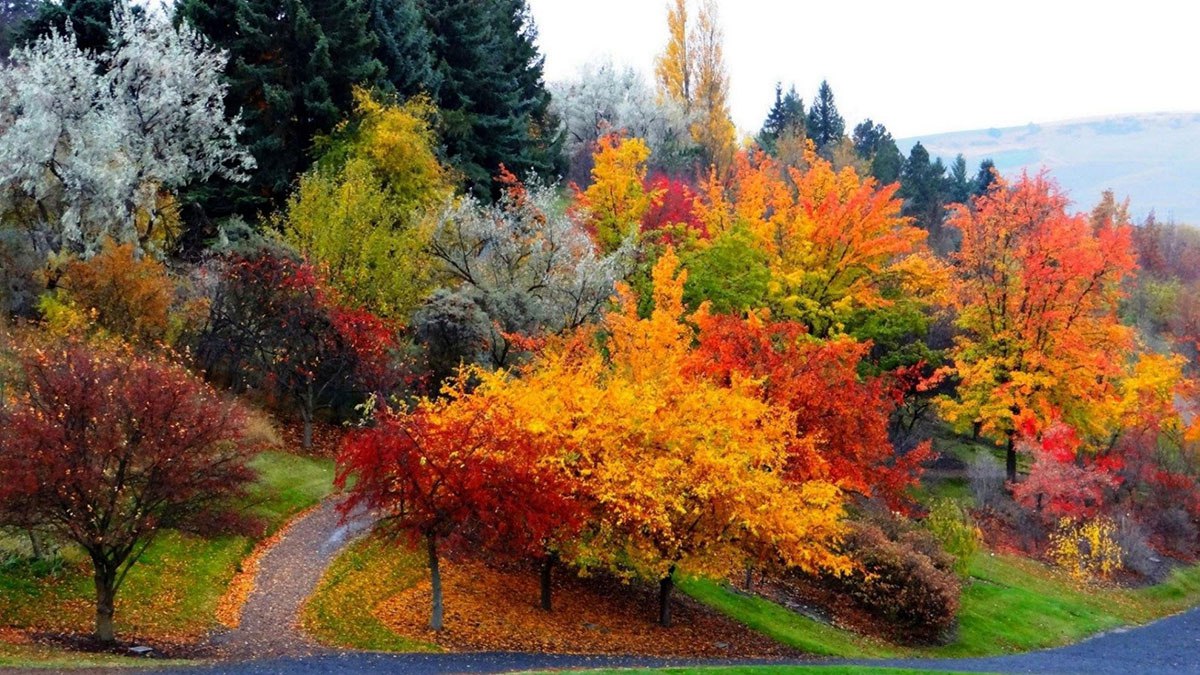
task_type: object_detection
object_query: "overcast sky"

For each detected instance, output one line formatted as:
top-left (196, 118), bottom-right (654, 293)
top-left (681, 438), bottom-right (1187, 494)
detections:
top-left (526, 0), bottom-right (1198, 139)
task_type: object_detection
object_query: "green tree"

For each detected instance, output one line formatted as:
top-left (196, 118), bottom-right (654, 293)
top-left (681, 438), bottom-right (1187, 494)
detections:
top-left (1, 0), bottom-right (41, 57)
top-left (367, 0), bottom-right (436, 96)
top-left (176, 0), bottom-right (385, 223)
top-left (805, 79), bottom-right (845, 154)
top-left (900, 142), bottom-right (950, 254)
top-left (973, 158), bottom-right (998, 197)
top-left (851, 119), bottom-right (902, 184)
top-left (946, 154), bottom-right (971, 204)
top-left (757, 83), bottom-right (805, 155)
top-left (682, 227), bottom-right (770, 314)
top-left (18, 0), bottom-right (120, 52)
top-left (422, 0), bottom-right (559, 195)
top-left (280, 92), bottom-right (452, 319)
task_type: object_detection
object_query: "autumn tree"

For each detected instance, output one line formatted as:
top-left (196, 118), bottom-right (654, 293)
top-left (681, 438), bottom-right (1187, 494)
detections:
top-left (576, 134), bottom-right (658, 253)
top-left (195, 253), bottom-right (399, 448)
top-left (337, 379), bottom-right (584, 629)
top-left (49, 240), bottom-right (175, 346)
top-left (280, 90), bottom-right (452, 319)
top-left (478, 249), bottom-right (849, 626)
top-left (940, 173), bottom-right (1137, 482)
top-left (698, 145), bottom-right (942, 338)
top-left (689, 312), bottom-right (931, 507)
top-left (654, 0), bottom-right (690, 109)
top-left (0, 340), bottom-right (254, 643)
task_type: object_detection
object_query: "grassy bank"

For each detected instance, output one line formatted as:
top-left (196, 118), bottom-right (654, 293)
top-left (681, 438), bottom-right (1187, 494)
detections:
top-left (0, 451), bottom-right (334, 647)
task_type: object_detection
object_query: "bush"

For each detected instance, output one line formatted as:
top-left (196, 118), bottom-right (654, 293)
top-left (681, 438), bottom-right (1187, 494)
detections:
top-left (55, 240), bottom-right (175, 345)
top-left (813, 519), bottom-right (960, 644)
top-left (926, 499), bottom-right (981, 577)
top-left (1048, 517), bottom-right (1123, 582)
top-left (1115, 514), bottom-right (1161, 579)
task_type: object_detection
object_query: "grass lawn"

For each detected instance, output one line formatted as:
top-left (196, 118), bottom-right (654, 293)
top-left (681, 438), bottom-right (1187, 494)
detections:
top-left (301, 536), bottom-right (438, 652)
top-left (684, 550), bottom-right (1200, 659)
top-left (0, 451), bottom-right (334, 648)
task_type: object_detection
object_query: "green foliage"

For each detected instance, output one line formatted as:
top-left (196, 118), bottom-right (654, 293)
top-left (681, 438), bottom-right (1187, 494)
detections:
top-left (281, 92), bottom-right (450, 319)
top-left (757, 83), bottom-right (805, 156)
top-left (367, 0), bottom-right (437, 97)
top-left (17, 0), bottom-right (120, 53)
top-left (177, 0), bottom-right (386, 218)
top-left (682, 228), bottom-right (770, 314)
top-left (805, 80), bottom-right (845, 154)
top-left (845, 296), bottom-right (941, 373)
top-left (925, 500), bottom-right (980, 577)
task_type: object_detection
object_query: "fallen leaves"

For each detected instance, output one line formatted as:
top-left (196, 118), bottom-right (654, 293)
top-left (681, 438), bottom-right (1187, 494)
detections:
top-left (371, 556), bottom-right (799, 657)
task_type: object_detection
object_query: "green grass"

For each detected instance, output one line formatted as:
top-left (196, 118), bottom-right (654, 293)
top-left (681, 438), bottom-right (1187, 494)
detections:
top-left (0, 451), bottom-right (334, 647)
top-left (302, 536), bottom-right (438, 651)
top-left (684, 551), bottom-right (1200, 660)
top-left (0, 641), bottom-right (193, 669)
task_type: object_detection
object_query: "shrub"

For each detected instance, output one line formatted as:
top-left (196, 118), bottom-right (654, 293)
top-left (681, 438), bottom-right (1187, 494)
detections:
top-left (1048, 517), bottom-right (1123, 582)
top-left (55, 240), bottom-right (175, 345)
top-left (1115, 514), bottom-right (1161, 579)
top-left (812, 519), bottom-right (960, 644)
top-left (926, 499), bottom-right (981, 577)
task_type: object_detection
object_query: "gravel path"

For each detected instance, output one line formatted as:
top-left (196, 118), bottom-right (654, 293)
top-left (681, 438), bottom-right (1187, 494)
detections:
top-left (207, 499), bottom-right (373, 660)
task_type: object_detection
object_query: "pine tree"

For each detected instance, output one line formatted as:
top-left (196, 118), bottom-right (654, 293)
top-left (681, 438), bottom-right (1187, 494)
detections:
top-left (367, 0), bottom-right (436, 96)
top-left (758, 83), bottom-right (805, 155)
top-left (974, 158), bottom-right (998, 197)
top-left (851, 119), bottom-right (902, 184)
top-left (946, 154), bottom-right (971, 204)
top-left (421, 0), bottom-right (558, 196)
top-left (805, 79), bottom-right (845, 154)
top-left (18, 0), bottom-right (121, 52)
top-left (899, 142), bottom-right (950, 254)
top-left (176, 0), bottom-right (384, 224)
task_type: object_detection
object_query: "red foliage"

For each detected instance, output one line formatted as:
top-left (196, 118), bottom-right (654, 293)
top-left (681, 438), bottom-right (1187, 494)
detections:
top-left (0, 339), bottom-right (254, 640)
top-left (640, 174), bottom-right (706, 244)
top-left (688, 312), bottom-right (930, 507)
top-left (1011, 422), bottom-right (1122, 524)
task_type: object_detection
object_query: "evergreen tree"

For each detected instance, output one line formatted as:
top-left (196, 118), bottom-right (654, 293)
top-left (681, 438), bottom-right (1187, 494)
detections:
top-left (176, 0), bottom-right (384, 225)
top-left (18, 0), bottom-right (121, 52)
top-left (805, 79), bottom-right (845, 154)
top-left (1, 0), bottom-right (39, 58)
top-left (367, 0), bottom-right (436, 96)
top-left (851, 119), bottom-right (902, 184)
top-left (422, 0), bottom-right (559, 196)
top-left (974, 158), bottom-right (998, 197)
top-left (900, 142), bottom-right (950, 254)
top-left (758, 83), bottom-right (805, 155)
top-left (946, 154), bottom-right (971, 204)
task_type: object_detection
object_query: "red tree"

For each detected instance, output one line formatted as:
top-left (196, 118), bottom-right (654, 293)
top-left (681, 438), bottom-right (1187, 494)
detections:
top-left (689, 311), bottom-right (930, 507)
top-left (641, 173), bottom-right (706, 244)
top-left (336, 382), bottom-right (584, 629)
top-left (0, 341), bottom-right (254, 643)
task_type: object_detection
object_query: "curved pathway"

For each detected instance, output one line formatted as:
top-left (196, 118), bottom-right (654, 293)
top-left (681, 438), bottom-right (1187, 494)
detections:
top-left (207, 499), bottom-right (373, 660)
top-left (168, 502), bottom-right (1200, 673)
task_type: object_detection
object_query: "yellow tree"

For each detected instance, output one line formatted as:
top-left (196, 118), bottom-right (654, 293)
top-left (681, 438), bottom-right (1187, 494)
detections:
top-left (281, 90), bottom-right (452, 319)
top-left (576, 134), bottom-right (659, 253)
top-left (476, 248), bottom-right (848, 626)
top-left (689, 0), bottom-right (736, 171)
top-left (654, 0), bottom-right (691, 110)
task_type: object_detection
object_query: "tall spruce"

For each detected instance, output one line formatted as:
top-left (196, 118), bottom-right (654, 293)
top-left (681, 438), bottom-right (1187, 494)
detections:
top-left (758, 83), bottom-right (805, 155)
top-left (805, 79), bottom-right (845, 154)
top-left (851, 119), bottom-right (902, 184)
top-left (974, 158), bottom-right (998, 197)
top-left (899, 142), bottom-right (950, 254)
top-left (946, 154), bottom-right (971, 204)
top-left (176, 0), bottom-right (384, 226)
top-left (422, 0), bottom-right (559, 196)
top-left (0, 0), bottom-right (39, 58)
top-left (367, 0), bottom-right (436, 96)
top-left (18, 0), bottom-right (121, 52)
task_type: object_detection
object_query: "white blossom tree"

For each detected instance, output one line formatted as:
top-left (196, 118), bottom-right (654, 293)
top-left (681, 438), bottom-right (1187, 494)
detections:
top-left (0, 2), bottom-right (252, 259)
top-left (419, 177), bottom-right (632, 373)
top-left (549, 59), bottom-right (696, 183)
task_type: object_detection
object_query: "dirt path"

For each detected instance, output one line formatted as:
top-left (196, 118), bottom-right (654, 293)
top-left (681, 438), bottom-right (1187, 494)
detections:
top-left (208, 500), bottom-right (373, 660)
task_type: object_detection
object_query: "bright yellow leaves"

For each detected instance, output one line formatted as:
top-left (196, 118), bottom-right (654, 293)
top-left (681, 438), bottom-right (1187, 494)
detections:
top-left (577, 135), bottom-right (656, 253)
top-left (472, 249), bottom-right (849, 583)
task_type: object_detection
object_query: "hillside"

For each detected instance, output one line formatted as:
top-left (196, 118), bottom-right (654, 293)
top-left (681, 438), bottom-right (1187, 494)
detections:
top-left (899, 112), bottom-right (1200, 222)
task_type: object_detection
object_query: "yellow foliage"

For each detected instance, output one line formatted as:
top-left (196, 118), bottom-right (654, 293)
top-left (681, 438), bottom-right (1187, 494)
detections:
top-left (1048, 517), bottom-right (1123, 583)
top-left (579, 135), bottom-right (657, 253)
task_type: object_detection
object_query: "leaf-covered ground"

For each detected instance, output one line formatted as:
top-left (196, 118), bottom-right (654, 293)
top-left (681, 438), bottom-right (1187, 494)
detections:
top-left (306, 536), bottom-right (803, 658)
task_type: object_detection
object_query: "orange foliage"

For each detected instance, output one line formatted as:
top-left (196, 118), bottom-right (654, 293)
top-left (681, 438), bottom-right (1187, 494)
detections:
top-left (58, 239), bottom-right (175, 345)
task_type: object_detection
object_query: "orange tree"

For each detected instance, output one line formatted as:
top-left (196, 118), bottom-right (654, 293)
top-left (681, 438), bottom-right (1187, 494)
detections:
top-left (940, 172), bottom-right (1137, 482)
top-left (474, 248), bottom-right (849, 626)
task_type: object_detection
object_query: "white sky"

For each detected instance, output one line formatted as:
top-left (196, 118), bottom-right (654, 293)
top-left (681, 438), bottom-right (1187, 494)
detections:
top-left (527, 0), bottom-right (1200, 139)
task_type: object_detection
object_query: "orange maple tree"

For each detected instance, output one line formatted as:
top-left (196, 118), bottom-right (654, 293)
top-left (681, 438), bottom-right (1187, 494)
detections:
top-left (940, 172), bottom-right (1137, 481)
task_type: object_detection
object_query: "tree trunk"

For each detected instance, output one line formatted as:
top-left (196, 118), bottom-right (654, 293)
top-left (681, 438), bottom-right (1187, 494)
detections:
top-left (93, 569), bottom-right (116, 643)
top-left (27, 529), bottom-right (43, 560)
top-left (744, 565), bottom-right (754, 591)
top-left (426, 536), bottom-right (444, 631)
top-left (658, 566), bottom-right (676, 628)
top-left (301, 381), bottom-right (315, 451)
top-left (539, 555), bottom-right (555, 612)
top-left (1006, 432), bottom-right (1017, 484)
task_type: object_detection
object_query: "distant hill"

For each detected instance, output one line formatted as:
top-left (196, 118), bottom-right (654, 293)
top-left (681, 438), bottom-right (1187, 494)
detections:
top-left (898, 113), bottom-right (1200, 224)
